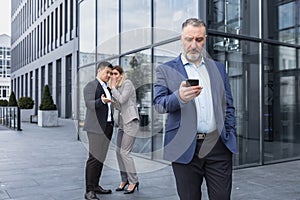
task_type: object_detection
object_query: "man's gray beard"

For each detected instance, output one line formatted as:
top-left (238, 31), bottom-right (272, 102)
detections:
top-left (186, 52), bottom-right (201, 63)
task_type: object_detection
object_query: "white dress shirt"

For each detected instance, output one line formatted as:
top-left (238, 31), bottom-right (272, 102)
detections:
top-left (97, 77), bottom-right (112, 122)
top-left (181, 54), bottom-right (216, 133)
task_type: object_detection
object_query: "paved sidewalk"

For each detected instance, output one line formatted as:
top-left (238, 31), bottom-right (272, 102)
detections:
top-left (0, 119), bottom-right (299, 200)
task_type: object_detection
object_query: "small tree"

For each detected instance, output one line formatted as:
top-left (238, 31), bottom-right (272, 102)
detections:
top-left (39, 85), bottom-right (57, 110)
top-left (0, 99), bottom-right (8, 106)
top-left (18, 97), bottom-right (34, 109)
top-left (8, 91), bottom-right (18, 106)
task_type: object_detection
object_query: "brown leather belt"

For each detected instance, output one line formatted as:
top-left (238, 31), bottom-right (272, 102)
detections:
top-left (196, 133), bottom-right (206, 140)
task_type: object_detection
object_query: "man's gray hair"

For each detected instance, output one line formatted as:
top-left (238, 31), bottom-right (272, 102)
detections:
top-left (182, 18), bottom-right (206, 30)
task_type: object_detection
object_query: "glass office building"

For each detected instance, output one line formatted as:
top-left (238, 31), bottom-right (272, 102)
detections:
top-left (11, 0), bottom-right (78, 118)
top-left (0, 34), bottom-right (11, 100)
top-left (78, 0), bottom-right (300, 168)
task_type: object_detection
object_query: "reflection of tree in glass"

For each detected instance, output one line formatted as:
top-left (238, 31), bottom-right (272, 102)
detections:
top-left (126, 53), bottom-right (151, 106)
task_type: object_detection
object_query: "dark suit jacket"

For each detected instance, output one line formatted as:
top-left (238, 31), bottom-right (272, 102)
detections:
top-left (83, 79), bottom-right (113, 134)
top-left (153, 55), bottom-right (237, 164)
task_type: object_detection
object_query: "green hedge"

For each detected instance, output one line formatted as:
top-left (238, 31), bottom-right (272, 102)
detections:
top-left (0, 99), bottom-right (8, 106)
top-left (18, 97), bottom-right (34, 109)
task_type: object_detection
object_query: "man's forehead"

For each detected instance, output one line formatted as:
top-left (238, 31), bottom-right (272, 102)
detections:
top-left (99, 66), bottom-right (112, 71)
top-left (183, 26), bottom-right (206, 36)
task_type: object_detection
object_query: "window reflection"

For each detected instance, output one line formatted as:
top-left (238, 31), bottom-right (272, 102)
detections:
top-left (263, 43), bottom-right (300, 162)
top-left (79, 0), bottom-right (95, 66)
top-left (153, 0), bottom-right (198, 42)
top-left (279, 46), bottom-right (296, 70)
top-left (97, 0), bottom-right (119, 59)
top-left (279, 2), bottom-right (295, 29)
top-left (264, 0), bottom-right (298, 44)
top-left (120, 50), bottom-right (153, 158)
top-left (78, 64), bottom-right (97, 143)
top-left (153, 41), bottom-right (181, 160)
top-left (121, 0), bottom-right (151, 53)
top-left (207, 0), bottom-right (259, 37)
top-left (208, 36), bottom-right (260, 165)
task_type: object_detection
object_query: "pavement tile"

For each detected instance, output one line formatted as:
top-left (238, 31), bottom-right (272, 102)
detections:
top-left (0, 119), bottom-right (300, 200)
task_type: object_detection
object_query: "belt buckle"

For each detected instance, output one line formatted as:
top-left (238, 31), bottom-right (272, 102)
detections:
top-left (197, 133), bottom-right (206, 140)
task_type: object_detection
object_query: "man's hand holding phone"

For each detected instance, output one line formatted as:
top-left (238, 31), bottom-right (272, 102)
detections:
top-left (179, 79), bottom-right (203, 102)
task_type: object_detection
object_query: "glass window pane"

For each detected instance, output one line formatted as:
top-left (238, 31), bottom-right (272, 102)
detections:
top-left (78, 64), bottom-right (96, 143)
top-left (263, 44), bottom-right (300, 162)
top-left (279, 28), bottom-right (296, 44)
top-left (279, 2), bottom-right (295, 29)
top-left (79, 0), bottom-right (95, 67)
top-left (153, 0), bottom-right (198, 42)
top-left (208, 36), bottom-right (260, 166)
top-left (119, 50), bottom-right (152, 159)
top-left (264, 1), bottom-right (297, 44)
top-left (121, 0), bottom-right (151, 53)
top-left (152, 41), bottom-right (181, 160)
top-left (207, 0), bottom-right (259, 37)
top-left (97, 0), bottom-right (119, 60)
top-left (279, 46), bottom-right (296, 70)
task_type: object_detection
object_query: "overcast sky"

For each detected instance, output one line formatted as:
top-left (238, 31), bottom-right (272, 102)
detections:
top-left (0, 0), bottom-right (11, 36)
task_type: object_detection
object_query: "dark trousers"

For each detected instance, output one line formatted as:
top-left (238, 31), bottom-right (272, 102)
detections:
top-left (172, 131), bottom-right (233, 200)
top-left (85, 123), bottom-right (113, 192)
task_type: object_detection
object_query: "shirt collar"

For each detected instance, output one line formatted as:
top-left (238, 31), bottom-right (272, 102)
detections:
top-left (96, 77), bottom-right (107, 88)
top-left (181, 53), bottom-right (205, 67)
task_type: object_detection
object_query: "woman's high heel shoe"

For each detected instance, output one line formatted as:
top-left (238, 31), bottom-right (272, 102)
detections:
top-left (124, 182), bottom-right (139, 194)
top-left (115, 181), bottom-right (129, 191)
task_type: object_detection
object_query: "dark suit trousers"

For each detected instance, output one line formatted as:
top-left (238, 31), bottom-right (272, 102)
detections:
top-left (172, 131), bottom-right (233, 200)
top-left (85, 123), bottom-right (113, 192)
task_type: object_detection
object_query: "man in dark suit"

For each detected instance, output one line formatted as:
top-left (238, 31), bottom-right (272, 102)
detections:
top-left (83, 61), bottom-right (114, 200)
top-left (153, 18), bottom-right (237, 200)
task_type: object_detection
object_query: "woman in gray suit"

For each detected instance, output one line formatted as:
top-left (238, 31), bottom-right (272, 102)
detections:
top-left (110, 66), bottom-right (140, 194)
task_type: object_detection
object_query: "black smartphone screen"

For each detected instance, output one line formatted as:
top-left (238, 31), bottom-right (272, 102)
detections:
top-left (186, 79), bottom-right (199, 87)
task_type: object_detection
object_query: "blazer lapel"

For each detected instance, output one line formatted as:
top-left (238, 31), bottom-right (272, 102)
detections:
top-left (174, 55), bottom-right (188, 79)
top-left (205, 59), bottom-right (226, 133)
top-left (95, 80), bottom-right (103, 99)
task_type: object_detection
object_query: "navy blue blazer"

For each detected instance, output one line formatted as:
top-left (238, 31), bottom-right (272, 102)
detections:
top-left (153, 55), bottom-right (237, 164)
top-left (83, 79), bottom-right (114, 134)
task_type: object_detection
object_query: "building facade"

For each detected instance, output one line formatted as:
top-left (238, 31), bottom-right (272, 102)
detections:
top-left (0, 34), bottom-right (11, 100)
top-left (11, 0), bottom-right (78, 118)
top-left (78, 0), bottom-right (300, 168)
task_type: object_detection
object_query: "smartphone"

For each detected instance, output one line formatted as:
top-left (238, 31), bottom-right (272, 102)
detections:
top-left (186, 79), bottom-right (199, 87)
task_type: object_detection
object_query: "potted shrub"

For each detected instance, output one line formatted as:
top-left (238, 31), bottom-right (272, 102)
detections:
top-left (18, 97), bottom-right (34, 122)
top-left (0, 99), bottom-right (8, 106)
top-left (8, 91), bottom-right (18, 107)
top-left (38, 85), bottom-right (58, 127)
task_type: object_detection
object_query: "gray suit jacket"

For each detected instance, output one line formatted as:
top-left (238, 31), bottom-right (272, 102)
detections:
top-left (111, 79), bottom-right (139, 125)
top-left (83, 79), bottom-right (113, 134)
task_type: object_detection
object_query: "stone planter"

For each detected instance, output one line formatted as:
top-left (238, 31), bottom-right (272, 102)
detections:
top-left (20, 108), bottom-right (34, 122)
top-left (38, 110), bottom-right (58, 127)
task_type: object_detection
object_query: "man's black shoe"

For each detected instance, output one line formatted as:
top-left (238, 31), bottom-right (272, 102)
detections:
top-left (84, 191), bottom-right (100, 200)
top-left (94, 185), bottom-right (112, 194)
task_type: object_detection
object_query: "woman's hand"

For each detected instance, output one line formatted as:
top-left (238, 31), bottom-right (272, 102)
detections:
top-left (110, 76), bottom-right (118, 89)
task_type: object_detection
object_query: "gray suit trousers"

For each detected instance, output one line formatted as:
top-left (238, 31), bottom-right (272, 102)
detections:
top-left (116, 119), bottom-right (139, 184)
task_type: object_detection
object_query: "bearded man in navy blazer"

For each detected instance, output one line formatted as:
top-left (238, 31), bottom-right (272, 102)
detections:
top-left (153, 18), bottom-right (237, 200)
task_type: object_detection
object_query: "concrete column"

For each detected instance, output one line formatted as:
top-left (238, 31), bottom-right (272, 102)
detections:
top-left (72, 52), bottom-right (78, 120)
top-left (52, 61), bottom-right (57, 107)
top-left (32, 70), bottom-right (37, 114)
top-left (38, 67), bottom-right (42, 109)
top-left (61, 57), bottom-right (66, 118)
